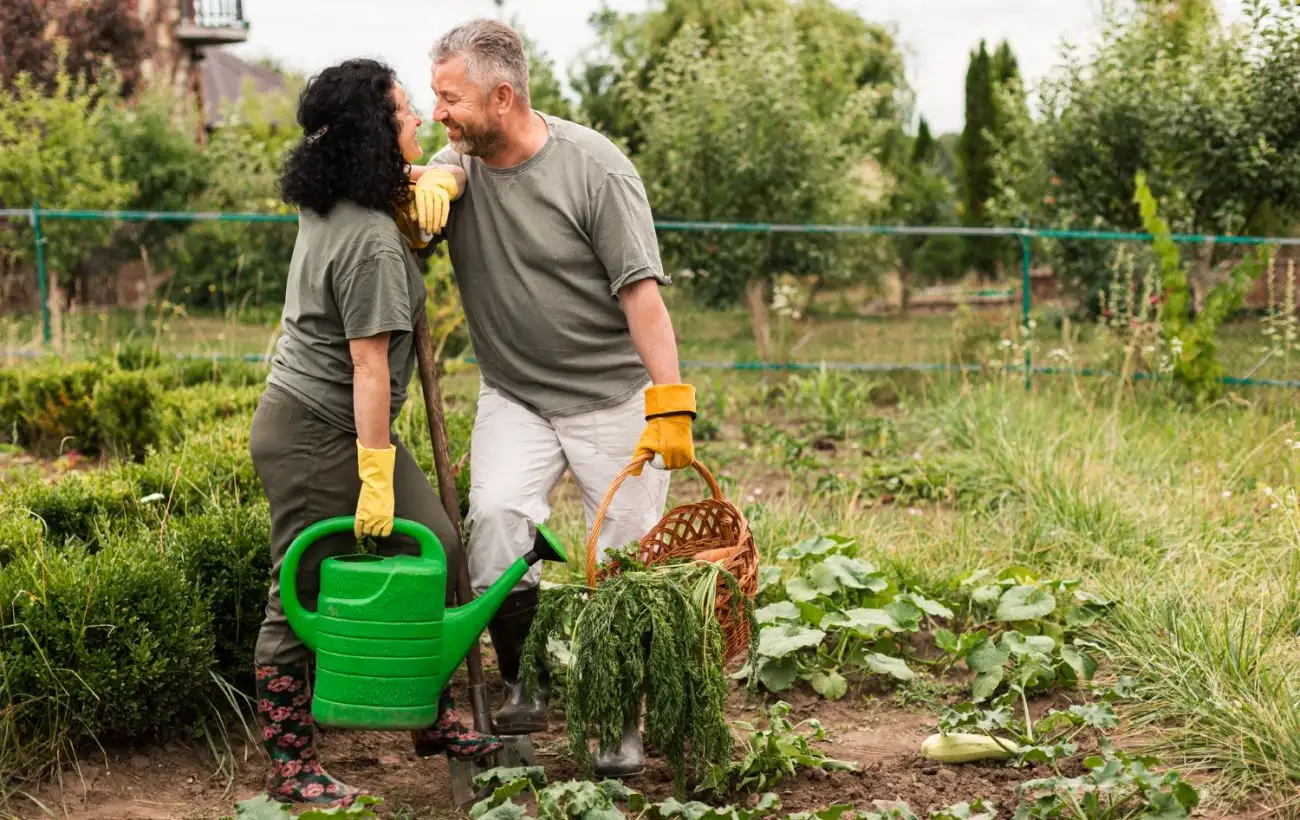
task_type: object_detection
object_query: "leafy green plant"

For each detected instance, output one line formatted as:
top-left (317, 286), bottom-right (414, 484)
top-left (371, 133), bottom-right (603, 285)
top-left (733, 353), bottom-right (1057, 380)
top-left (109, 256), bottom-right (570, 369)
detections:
top-left (856, 799), bottom-right (999, 820)
top-left (937, 677), bottom-right (1131, 767)
top-left (858, 457), bottom-right (955, 506)
top-left (748, 535), bottom-right (947, 697)
top-left (1133, 171), bottom-right (1273, 405)
top-left (697, 701), bottom-right (858, 796)
top-left (1012, 745), bottom-right (1199, 820)
top-left (164, 502), bottom-right (272, 687)
top-left (231, 793), bottom-right (384, 819)
top-left (936, 567), bottom-right (1114, 702)
top-left (0, 363), bottom-right (165, 460)
top-left (468, 766), bottom-right (855, 820)
top-left (0, 46), bottom-right (135, 293)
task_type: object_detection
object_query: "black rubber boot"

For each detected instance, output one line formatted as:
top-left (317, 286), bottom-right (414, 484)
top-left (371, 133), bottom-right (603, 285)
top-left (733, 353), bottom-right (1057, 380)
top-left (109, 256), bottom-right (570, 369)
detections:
top-left (486, 586), bottom-right (549, 734)
top-left (593, 709), bottom-right (645, 778)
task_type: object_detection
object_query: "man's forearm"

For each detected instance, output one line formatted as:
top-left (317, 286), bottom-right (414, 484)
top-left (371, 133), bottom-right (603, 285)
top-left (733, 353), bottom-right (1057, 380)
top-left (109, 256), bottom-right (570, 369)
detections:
top-left (621, 278), bottom-right (681, 385)
top-left (409, 163), bottom-right (467, 199)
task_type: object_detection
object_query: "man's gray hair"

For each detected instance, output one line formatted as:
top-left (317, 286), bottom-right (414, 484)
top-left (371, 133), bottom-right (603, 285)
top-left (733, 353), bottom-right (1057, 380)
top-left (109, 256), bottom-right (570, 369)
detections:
top-left (430, 19), bottom-right (530, 106)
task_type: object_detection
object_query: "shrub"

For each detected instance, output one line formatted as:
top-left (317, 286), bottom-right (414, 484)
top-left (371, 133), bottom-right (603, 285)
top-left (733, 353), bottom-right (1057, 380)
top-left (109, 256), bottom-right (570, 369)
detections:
top-left (159, 383), bottom-right (262, 445)
top-left (0, 509), bottom-right (43, 567)
top-left (164, 503), bottom-right (272, 688)
top-left (169, 358), bottom-right (268, 389)
top-left (130, 416), bottom-right (263, 515)
top-left (0, 363), bottom-right (101, 456)
top-left (7, 414), bottom-right (262, 549)
top-left (0, 364), bottom-right (163, 459)
top-left (6, 469), bottom-right (140, 549)
top-left (92, 369), bottom-right (163, 460)
top-left (0, 536), bottom-right (216, 778)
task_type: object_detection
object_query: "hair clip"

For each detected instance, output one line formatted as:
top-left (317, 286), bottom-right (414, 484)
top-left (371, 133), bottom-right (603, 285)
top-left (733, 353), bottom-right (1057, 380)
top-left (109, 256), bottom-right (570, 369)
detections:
top-left (306, 125), bottom-right (329, 143)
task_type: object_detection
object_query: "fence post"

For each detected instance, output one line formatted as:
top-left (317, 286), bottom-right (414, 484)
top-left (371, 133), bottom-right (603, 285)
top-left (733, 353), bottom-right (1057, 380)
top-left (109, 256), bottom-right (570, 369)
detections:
top-left (1020, 229), bottom-right (1032, 390)
top-left (32, 200), bottom-right (51, 347)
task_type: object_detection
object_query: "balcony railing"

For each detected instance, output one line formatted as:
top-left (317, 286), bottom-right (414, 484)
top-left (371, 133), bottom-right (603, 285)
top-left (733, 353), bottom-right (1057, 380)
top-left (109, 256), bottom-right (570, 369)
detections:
top-left (177, 0), bottom-right (249, 44)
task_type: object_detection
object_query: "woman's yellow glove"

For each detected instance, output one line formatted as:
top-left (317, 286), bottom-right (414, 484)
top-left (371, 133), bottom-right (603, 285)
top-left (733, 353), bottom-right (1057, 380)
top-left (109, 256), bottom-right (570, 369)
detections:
top-left (355, 440), bottom-right (397, 538)
top-left (630, 383), bottom-right (696, 475)
top-left (411, 168), bottom-right (459, 236)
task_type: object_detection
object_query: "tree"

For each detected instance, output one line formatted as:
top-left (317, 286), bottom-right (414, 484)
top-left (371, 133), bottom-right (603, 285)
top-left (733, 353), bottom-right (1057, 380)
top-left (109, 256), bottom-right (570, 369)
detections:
top-left (959, 39), bottom-right (1024, 281)
top-left (573, 0), bottom-right (906, 157)
top-left (0, 49), bottom-right (135, 340)
top-left (989, 0), bottom-right (1300, 315)
top-left (889, 118), bottom-right (964, 310)
top-left (0, 0), bottom-right (148, 96)
top-left (630, 9), bottom-right (898, 360)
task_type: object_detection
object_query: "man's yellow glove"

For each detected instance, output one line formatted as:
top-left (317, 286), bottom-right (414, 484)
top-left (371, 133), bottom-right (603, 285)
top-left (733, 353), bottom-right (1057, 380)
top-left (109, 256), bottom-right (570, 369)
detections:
top-left (411, 168), bottom-right (458, 237)
top-left (355, 440), bottom-right (397, 538)
top-left (630, 383), bottom-right (696, 475)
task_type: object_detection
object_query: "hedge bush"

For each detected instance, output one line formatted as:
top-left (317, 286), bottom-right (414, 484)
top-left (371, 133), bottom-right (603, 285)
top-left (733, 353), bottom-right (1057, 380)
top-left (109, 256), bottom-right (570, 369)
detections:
top-left (164, 503), bottom-right (272, 688)
top-left (0, 360), bottom-right (487, 780)
top-left (0, 537), bottom-right (216, 777)
top-left (0, 359), bottom-right (267, 461)
top-left (159, 383), bottom-right (262, 445)
top-left (4, 413), bottom-right (263, 549)
top-left (0, 363), bottom-right (161, 459)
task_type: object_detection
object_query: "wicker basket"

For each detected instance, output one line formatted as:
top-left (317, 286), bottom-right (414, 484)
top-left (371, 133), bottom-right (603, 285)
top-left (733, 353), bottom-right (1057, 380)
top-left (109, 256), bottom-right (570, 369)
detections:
top-left (585, 454), bottom-right (759, 664)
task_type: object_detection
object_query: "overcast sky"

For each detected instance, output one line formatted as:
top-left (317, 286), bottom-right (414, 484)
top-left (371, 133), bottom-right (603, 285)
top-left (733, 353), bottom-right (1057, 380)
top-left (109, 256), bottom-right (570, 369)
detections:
top-left (230, 0), bottom-right (1246, 136)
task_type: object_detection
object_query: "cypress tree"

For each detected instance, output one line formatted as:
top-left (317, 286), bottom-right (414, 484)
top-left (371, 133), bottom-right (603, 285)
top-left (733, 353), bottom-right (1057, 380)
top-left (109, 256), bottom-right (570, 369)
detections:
top-left (960, 41), bottom-right (998, 279)
top-left (911, 118), bottom-right (935, 166)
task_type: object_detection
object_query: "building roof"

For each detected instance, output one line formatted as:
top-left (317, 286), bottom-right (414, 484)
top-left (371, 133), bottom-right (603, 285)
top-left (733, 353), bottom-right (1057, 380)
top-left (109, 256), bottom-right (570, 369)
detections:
top-left (198, 47), bottom-right (286, 128)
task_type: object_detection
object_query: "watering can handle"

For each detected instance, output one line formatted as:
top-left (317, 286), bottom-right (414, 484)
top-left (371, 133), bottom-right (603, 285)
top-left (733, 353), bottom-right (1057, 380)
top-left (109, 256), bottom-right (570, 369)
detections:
top-left (279, 516), bottom-right (447, 650)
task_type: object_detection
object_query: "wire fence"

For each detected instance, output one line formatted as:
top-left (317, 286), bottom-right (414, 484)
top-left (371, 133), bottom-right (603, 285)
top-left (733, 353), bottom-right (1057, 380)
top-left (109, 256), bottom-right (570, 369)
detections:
top-left (4, 203), bottom-right (1300, 389)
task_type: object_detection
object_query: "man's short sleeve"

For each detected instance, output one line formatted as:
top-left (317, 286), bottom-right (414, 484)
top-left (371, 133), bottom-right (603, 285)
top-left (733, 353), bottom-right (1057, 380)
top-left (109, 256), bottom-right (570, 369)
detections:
top-left (431, 145), bottom-right (463, 168)
top-left (333, 252), bottom-right (413, 340)
top-left (589, 172), bottom-right (670, 297)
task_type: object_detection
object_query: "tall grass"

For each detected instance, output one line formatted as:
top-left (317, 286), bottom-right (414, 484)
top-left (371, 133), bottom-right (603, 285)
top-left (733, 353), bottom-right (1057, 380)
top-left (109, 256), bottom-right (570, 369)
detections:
top-left (814, 377), bottom-right (1300, 808)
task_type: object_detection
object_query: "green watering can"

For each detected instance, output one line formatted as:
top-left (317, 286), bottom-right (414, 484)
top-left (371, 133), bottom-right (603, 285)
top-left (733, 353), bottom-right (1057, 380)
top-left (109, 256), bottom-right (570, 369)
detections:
top-left (280, 516), bottom-right (568, 731)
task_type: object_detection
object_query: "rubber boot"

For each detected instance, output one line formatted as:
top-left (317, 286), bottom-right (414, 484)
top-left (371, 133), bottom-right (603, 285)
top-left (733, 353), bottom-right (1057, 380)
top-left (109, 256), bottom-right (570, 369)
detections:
top-left (411, 688), bottom-right (505, 760)
top-left (254, 663), bottom-right (361, 807)
top-left (594, 707), bottom-right (645, 778)
top-left (486, 586), bottom-right (549, 734)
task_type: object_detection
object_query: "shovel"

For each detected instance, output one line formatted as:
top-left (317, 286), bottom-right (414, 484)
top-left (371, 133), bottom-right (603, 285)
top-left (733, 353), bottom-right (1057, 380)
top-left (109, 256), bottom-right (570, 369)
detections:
top-left (411, 311), bottom-right (536, 807)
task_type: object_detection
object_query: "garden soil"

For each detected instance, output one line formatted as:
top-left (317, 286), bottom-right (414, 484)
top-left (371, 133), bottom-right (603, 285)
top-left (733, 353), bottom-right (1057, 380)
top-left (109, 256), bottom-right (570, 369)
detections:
top-left (5, 642), bottom-right (1276, 820)
top-left (6, 678), bottom-right (1240, 820)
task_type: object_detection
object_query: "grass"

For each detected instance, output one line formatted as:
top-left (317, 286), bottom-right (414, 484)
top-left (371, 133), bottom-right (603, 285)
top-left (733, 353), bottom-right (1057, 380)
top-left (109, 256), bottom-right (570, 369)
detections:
top-left (5, 290), bottom-right (1300, 814)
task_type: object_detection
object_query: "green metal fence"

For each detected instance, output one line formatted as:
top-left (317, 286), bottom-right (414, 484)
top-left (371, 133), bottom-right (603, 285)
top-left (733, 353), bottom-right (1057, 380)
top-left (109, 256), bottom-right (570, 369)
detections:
top-left (4, 203), bottom-right (1300, 388)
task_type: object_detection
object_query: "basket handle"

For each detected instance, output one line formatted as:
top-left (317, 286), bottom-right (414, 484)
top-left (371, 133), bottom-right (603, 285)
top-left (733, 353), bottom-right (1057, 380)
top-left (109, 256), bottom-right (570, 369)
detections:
top-left (585, 454), bottom-right (724, 586)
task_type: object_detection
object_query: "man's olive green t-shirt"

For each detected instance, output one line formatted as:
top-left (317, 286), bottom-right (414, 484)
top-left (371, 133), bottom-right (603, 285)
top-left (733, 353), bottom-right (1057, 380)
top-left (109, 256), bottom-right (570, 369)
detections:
top-left (431, 112), bottom-right (669, 418)
top-left (266, 200), bottom-right (427, 433)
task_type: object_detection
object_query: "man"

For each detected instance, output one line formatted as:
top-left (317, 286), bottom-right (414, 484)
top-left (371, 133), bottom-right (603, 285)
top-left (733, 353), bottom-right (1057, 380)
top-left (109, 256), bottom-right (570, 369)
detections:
top-left (405, 18), bottom-right (698, 777)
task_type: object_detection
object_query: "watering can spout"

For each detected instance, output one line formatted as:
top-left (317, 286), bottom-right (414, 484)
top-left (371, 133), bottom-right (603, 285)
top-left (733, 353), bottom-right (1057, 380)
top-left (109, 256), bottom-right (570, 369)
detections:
top-left (442, 523), bottom-right (569, 679)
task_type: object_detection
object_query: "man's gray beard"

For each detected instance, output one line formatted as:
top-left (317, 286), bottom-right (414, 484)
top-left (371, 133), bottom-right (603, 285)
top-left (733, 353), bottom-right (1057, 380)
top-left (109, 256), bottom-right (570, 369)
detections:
top-left (451, 125), bottom-right (506, 159)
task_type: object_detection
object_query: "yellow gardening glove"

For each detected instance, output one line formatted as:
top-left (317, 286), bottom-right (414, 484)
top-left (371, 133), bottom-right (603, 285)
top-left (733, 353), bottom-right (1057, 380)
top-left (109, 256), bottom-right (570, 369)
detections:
top-left (355, 440), bottom-right (397, 538)
top-left (630, 383), bottom-right (696, 476)
top-left (411, 168), bottom-right (459, 236)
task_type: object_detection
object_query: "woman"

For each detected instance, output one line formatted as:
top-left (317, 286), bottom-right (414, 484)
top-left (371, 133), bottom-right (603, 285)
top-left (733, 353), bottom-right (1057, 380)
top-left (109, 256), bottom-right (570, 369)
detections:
top-left (248, 57), bottom-right (499, 808)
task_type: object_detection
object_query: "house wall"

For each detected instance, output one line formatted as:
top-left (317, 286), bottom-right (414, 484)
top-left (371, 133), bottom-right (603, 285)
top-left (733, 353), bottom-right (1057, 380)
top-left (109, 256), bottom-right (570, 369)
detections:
top-left (133, 0), bottom-right (205, 134)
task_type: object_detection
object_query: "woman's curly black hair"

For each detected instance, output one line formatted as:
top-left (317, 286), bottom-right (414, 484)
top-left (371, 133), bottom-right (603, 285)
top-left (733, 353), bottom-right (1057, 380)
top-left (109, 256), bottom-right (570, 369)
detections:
top-left (279, 58), bottom-right (412, 217)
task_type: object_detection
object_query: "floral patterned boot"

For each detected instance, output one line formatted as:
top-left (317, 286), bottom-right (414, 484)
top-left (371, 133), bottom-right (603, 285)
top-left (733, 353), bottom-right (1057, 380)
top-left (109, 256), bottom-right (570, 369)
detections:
top-left (255, 663), bottom-right (362, 807)
top-left (411, 689), bottom-right (505, 760)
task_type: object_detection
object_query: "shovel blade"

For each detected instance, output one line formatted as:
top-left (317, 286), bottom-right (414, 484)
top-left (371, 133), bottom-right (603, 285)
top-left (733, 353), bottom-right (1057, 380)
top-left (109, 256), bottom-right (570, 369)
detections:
top-left (448, 735), bottom-right (537, 808)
